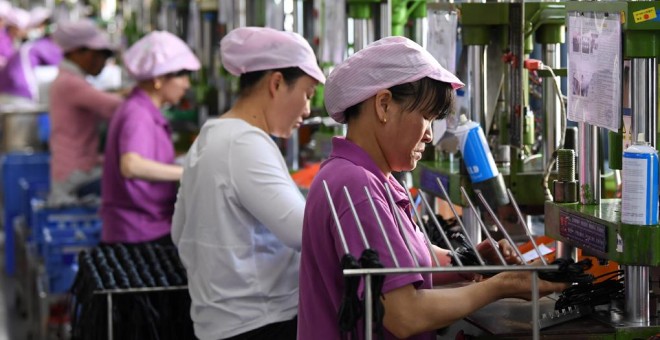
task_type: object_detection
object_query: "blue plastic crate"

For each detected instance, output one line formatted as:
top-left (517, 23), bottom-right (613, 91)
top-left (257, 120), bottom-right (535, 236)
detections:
top-left (30, 204), bottom-right (100, 244)
top-left (1, 152), bottom-right (50, 275)
top-left (41, 227), bottom-right (101, 294)
top-left (19, 179), bottom-right (49, 230)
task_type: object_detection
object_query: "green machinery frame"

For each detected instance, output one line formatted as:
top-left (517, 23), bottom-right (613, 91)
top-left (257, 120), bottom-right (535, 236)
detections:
top-left (545, 1), bottom-right (660, 268)
top-left (415, 2), bottom-right (565, 208)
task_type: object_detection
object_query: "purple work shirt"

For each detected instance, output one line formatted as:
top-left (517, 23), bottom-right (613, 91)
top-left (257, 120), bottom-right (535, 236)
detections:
top-left (100, 88), bottom-right (177, 244)
top-left (0, 37), bottom-right (62, 99)
top-left (298, 137), bottom-right (434, 340)
top-left (0, 28), bottom-right (14, 67)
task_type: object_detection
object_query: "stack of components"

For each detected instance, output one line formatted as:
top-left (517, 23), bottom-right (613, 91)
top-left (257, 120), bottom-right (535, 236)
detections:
top-left (70, 243), bottom-right (193, 340)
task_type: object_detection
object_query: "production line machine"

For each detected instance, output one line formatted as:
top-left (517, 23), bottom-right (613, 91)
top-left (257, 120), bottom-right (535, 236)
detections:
top-left (411, 1), bottom-right (660, 338)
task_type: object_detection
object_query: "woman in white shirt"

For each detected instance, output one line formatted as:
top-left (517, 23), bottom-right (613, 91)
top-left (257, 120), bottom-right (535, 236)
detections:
top-left (171, 26), bottom-right (325, 340)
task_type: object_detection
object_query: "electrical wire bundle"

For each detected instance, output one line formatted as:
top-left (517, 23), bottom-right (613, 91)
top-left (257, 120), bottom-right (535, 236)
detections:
top-left (554, 270), bottom-right (624, 311)
top-left (539, 258), bottom-right (595, 284)
top-left (70, 243), bottom-right (193, 340)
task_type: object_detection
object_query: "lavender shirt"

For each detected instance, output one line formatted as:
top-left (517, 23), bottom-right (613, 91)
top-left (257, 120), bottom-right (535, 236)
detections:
top-left (100, 88), bottom-right (177, 244)
top-left (298, 137), bottom-right (434, 340)
top-left (0, 37), bottom-right (62, 99)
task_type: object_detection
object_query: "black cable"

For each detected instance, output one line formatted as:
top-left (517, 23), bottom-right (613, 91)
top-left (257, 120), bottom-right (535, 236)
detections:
top-left (539, 258), bottom-right (595, 284)
top-left (555, 269), bottom-right (624, 311)
top-left (358, 249), bottom-right (385, 340)
top-left (338, 254), bottom-right (362, 340)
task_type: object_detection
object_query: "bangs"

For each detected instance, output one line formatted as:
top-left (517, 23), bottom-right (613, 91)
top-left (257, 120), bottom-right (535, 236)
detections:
top-left (389, 77), bottom-right (456, 120)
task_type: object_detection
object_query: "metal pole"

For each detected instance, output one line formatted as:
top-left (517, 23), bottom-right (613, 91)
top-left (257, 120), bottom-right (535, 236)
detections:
top-left (624, 265), bottom-right (650, 324)
top-left (354, 19), bottom-right (370, 52)
top-left (631, 58), bottom-right (657, 146)
top-left (364, 187), bottom-right (401, 267)
top-left (365, 274), bottom-right (373, 340)
top-left (532, 271), bottom-right (540, 340)
top-left (578, 122), bottom-right (600, 204)
top-left (107, 293), bottom-right (113, 340)
top-left (384, 0), bottom-right (392, 37)
top-left (468, 45), bottom-right (486, 126)
top-left (542, 43), bottom-right (562, 166)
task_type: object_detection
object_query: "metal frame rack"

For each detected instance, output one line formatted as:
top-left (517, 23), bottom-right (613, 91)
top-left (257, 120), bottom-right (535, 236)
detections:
top-left (346, 264), bottom-right (561, 340)
top-left (93, 285), bottom-right (189, 340)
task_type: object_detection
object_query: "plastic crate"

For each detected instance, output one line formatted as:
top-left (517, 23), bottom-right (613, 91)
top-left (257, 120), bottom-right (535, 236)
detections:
top-left (19, 179), bottom-right (49, 230)
top-left (1, 152), bottom-right (50, 275)
top-left (41, 227), bottom-right (101, 294)
top-left (30, 204), bottom-right (100, 245)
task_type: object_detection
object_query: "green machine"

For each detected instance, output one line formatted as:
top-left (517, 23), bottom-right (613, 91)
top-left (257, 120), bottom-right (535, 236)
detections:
top-left (416, 1), bottom-right (566, 242)
top-left (543, 1), bottom-right (660, 337)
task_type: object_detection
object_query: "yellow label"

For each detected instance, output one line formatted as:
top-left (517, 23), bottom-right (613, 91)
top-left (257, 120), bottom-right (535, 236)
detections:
top-left (633, 7), bottom-right (657, 23)
top-left (621, 11), bottom-right (626, 24)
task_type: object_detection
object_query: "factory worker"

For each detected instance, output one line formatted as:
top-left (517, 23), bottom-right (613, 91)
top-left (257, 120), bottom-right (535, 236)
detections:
top-left (0, 6), bottom-right (30, 65)
top-left (100, 31), bottom-right (199, 245)
top-left (0, 1), bottom-right (12, 68)
top-left (48, 19), bottom-right (122, 206)
top-left (298, 36), bottom-right (568, 340)
top-left (171, 26), bottom-right (325, 340)
top-left (0, 7), bottom-right (62, 104)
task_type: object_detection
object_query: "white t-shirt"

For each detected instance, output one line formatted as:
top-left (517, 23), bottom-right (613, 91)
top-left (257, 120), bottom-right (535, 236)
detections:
top-left (172, 118), bottom-right (304, 340)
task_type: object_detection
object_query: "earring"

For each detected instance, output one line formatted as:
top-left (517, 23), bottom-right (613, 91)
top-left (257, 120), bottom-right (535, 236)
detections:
top-left (154, 82), bottom-right (162, 90)
top-left (382, 118), bottom-right (387, 124)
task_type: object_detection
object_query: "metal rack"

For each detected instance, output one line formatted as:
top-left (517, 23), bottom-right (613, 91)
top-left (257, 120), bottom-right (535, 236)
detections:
top-left (92, 285), bottom-right (189, 340)
top-left (345, 265), bottom-right (561, 340)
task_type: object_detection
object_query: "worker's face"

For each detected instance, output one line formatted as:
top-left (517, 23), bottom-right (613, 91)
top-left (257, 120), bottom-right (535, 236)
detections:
top-left (85, 49), bottom-right (111, 76)
top-left (378, 98), bottom-right (434, 172)
top-left (159, 72), bottom-right (191, 105)
top-left (269, 74), bottom-right (317, 138)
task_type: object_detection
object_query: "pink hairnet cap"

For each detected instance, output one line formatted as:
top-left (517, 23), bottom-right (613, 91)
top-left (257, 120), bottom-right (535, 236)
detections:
top-left (52, 19), bottom-right (115, 53)
top-left (28, 6), bottom-right (51, 28)
top-left (5, 7), bottom-right (30, 30)
top-left (220, 26), bottom-right (325, 84)
top-left (0, 1), bottom-right (11, 19)
top-left (325, 36), bottom-right (464, 124)
top-left (124, 31), bottom-right (201, 81)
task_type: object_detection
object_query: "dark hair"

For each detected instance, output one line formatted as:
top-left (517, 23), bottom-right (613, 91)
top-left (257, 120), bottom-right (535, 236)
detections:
top-left (238, 67), bottom-right (307, 97)
top-left (343, 77), bottom-right (455, 123)
top-left (164, 70), bottom-right (192, 78)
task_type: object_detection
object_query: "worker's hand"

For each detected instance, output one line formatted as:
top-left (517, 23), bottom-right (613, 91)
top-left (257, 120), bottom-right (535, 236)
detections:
top-left (491, 260), bottom-right (569, 300)
top-left (477, 239), bottom-right (523, 265)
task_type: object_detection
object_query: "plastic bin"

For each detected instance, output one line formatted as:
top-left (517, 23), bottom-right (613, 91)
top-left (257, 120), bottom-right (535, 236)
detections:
top-left (1, 152), bottom-right (50, 275)
top-left (41, 227), bottom-right (101, 294)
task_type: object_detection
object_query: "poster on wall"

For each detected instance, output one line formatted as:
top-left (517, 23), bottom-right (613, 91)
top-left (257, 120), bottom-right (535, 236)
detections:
top-left (567, 11), bottom-right (622, 131)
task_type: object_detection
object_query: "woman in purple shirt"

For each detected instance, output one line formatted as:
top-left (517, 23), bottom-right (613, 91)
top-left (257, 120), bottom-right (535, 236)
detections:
top-left (100, 31), bottom-right (200, 245)
top-left (0, 8), bottom-right (62, 101)
top-left (298, 37), bottom-right (568, 339)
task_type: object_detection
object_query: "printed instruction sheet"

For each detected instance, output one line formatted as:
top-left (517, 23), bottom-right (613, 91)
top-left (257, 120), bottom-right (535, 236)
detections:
top-left (567, 12), bottom-right (622, 131)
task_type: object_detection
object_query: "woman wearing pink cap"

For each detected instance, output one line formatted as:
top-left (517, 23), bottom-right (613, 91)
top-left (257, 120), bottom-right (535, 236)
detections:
top-left (48, 19), bottom-right (123, 205)
top-left (172, 26), bottom-right (325, 340)
top-left (0, 7), bottom-right (62, 103)
top-left (100, 31), bottom-right (200, 245)
top-left (298, 36), bottom-right (567, 339)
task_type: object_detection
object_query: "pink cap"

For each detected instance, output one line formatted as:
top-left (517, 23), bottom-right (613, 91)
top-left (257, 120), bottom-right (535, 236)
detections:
top-left (324, 36), bottom-right (464, 124)
top-left (220, 26), bottom-right (325, 84)
top-left (0, 1), bottom-right (11, 19)
top-left (123, 31), bottom-right (201, 81)
top-left (28, 6), bottom-right (51, 28)
top-left (5, 7), bottom-right (30, 30)
top-left (52, 19), bottom-right (115, 53)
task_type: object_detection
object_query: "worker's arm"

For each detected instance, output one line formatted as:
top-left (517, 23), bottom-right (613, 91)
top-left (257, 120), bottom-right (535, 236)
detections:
top-left (381, 271), bottom-right (568, 338)
top-left (231, 130), bottom-right (305, 250)
top-left (120, 152), bottom-right (183, 181)
top-left (75, 80), bottom-right (122, 118)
